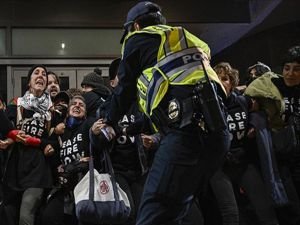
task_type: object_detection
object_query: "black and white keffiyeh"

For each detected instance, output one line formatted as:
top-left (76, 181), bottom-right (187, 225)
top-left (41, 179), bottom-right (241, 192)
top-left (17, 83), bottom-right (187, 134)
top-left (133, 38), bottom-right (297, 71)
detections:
top-left (17, 91), bottom-right (52, 121)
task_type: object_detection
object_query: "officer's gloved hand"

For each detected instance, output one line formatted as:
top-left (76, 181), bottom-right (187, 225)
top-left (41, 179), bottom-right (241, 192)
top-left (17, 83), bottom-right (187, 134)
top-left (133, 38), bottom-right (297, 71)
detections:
top-left (92, 119), bottom-right (116, 141)
top-left (101, 126), bottom-right (116, 141)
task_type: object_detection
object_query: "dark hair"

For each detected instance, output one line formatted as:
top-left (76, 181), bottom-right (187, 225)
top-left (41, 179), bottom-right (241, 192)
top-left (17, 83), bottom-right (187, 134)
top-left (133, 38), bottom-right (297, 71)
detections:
top-left (27, 65), bottom-right (47, 90)
top-left (247, 62), bottom-right (271, 77)
top-left (47, 71), bottom-right (60, 85)
top-left (282, 45), bottom-right (300, 65)
top-left (130, 12), bottom-right (166, 31)
top-left (214, 62), bottom-right (239, 88)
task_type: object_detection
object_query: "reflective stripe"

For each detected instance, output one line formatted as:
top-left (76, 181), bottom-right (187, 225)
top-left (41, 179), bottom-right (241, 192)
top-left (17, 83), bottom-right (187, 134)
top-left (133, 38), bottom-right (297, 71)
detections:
top-left (179, 28), bottom-right (188, 49)
top-left (138, 73), bottom-right (151, 101)
top-left (171, 65), bottom-right (204, 83)
top-left (137, 83), bottom-right (147, 100)
top-left (174, 27), bottom-right (187, 52)
top-left (157, 47), bottom-right (204, 68)
top-left (146, 69), bottom-right (165, 114)
top-left (139, 73), bottom-right (150, 86)
top-left (163, 29), bottom-right (172, 54)
top-left (164, 57), bottom-right (203, 80)
top-left (157, 48), bottom-right (205, 79)
top-left (163, 27), bottom-right (187, 56)
top-left (156, 24), bottom-right (170, 29)
top-left (149, 76), bottom-right (165, 114)
top-left (138, 92), bottom-right (146, 101)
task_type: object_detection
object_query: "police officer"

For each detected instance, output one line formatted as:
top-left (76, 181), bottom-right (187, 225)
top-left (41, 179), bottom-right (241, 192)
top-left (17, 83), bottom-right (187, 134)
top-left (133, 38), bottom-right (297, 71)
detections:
top-left (104, 2), bottom-right (230, 224)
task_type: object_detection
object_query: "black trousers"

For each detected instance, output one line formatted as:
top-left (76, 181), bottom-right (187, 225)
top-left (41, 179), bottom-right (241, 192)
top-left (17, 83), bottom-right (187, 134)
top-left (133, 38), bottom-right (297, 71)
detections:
top-left (1, 185), bottom-right (44, 225)
top-left (136, 126), bottom-right (229, 225)
top-left (276, 165), bottom-right (300, 225)
top-left (40, 189), bottom-right (64, 225)
top-left (115, 171), bottom-right (147, 225)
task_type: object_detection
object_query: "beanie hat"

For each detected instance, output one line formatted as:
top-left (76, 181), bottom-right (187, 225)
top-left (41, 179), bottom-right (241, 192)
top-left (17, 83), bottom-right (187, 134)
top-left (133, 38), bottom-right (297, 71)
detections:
top-left (109, 58), bottom-right (121, 81)
top-left (81, 68), bottom-right (104, 89)
top-left (27, 64), bottom-right (48, 90)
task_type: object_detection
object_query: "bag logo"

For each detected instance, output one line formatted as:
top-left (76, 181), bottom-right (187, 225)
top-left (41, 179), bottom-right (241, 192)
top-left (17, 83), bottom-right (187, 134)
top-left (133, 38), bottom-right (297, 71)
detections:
top-left (99, 180), bottom-right (110, 194)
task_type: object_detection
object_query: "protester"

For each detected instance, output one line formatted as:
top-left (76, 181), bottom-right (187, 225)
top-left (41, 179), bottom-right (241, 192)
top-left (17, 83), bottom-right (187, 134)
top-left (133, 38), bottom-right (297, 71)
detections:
top-left (245, 46), bottom-right (300, 225)
top-left (246, 61), bottom-right (271, 85)
top-left (58, 95), bottom-right (95, 225)
top-left (81, 68), bottom-right (111, 119)
top-left (47, 71), bottom-right (61, 101)
top-left (2, 65), bottom-right (55, 225)
top-left (210, 62), bottom-right (279, 225)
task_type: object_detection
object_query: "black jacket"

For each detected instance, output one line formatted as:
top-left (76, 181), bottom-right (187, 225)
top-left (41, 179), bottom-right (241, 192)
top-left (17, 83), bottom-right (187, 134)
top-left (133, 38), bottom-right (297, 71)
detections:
top-left (3, 105), bottom-right (54, 190)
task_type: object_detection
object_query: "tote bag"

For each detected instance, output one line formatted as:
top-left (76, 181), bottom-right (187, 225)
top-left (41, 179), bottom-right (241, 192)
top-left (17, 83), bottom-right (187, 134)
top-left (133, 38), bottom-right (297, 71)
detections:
top-left (74, 144), bottom-right (131, 224)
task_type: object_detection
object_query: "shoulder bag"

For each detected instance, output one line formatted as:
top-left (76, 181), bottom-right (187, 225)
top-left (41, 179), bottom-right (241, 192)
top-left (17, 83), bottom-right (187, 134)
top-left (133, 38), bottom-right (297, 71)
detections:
top-left (74, 143), bottom-right (131, 224)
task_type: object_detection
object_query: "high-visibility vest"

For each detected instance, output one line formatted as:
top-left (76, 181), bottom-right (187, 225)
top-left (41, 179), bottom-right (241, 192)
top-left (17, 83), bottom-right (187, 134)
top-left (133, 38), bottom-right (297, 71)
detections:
top-left (122, 25), bottom-right (224, 117)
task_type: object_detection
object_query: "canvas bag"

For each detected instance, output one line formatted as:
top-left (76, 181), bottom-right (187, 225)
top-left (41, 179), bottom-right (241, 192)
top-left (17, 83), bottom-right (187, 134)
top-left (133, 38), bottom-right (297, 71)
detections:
top-left (74, 144), bottom-right (131, 224)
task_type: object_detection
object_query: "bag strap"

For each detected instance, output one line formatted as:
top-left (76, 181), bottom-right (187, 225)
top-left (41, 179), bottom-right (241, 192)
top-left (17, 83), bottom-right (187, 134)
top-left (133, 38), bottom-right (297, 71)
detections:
top-left (88, 131), bottom-right (121, 201)
top-left (88, 142), bottom-right (95, 200)
top-left (103, 149), bottom-right (121, 202)
top-left (135, 134), bottom-right (149, 175)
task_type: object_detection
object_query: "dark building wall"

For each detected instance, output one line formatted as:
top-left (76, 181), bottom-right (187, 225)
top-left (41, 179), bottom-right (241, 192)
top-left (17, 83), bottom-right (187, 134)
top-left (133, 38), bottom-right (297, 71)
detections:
top-left (212, 21), bottom-right (300, 84)
top-left (0, 0), bottom-right (250, 28)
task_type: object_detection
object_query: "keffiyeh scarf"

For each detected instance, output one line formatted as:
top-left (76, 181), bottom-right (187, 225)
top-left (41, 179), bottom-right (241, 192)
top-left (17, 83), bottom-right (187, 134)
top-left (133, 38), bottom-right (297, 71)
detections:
top-left (17, 91), bottom-right (52, 121)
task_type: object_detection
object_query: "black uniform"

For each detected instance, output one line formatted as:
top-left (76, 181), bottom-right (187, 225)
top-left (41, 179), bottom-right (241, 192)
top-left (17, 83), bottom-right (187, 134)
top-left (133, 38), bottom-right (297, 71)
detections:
top-left (105, 31), bottom-right (229, 225)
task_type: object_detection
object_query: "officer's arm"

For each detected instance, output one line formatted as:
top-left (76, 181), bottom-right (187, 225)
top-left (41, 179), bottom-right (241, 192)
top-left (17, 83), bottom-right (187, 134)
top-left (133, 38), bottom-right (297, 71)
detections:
top-left (106, 53), bottom-right (139, 123)
top-left (106, 34), bottom-right (160, 124)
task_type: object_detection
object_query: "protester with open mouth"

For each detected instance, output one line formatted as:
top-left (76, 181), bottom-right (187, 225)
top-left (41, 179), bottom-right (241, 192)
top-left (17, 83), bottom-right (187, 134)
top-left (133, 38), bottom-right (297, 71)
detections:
top-left (47, 71), bottom-right (61, 101)
top-left (1, 65), bottom-right (56, 225)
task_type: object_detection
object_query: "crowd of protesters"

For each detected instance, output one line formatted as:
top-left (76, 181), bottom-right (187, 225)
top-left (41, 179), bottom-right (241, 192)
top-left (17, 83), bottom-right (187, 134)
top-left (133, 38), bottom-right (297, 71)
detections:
top-left (0, 44), bottom-right (298, 225)
top-left (0, 5), bottom-right (299, 220)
